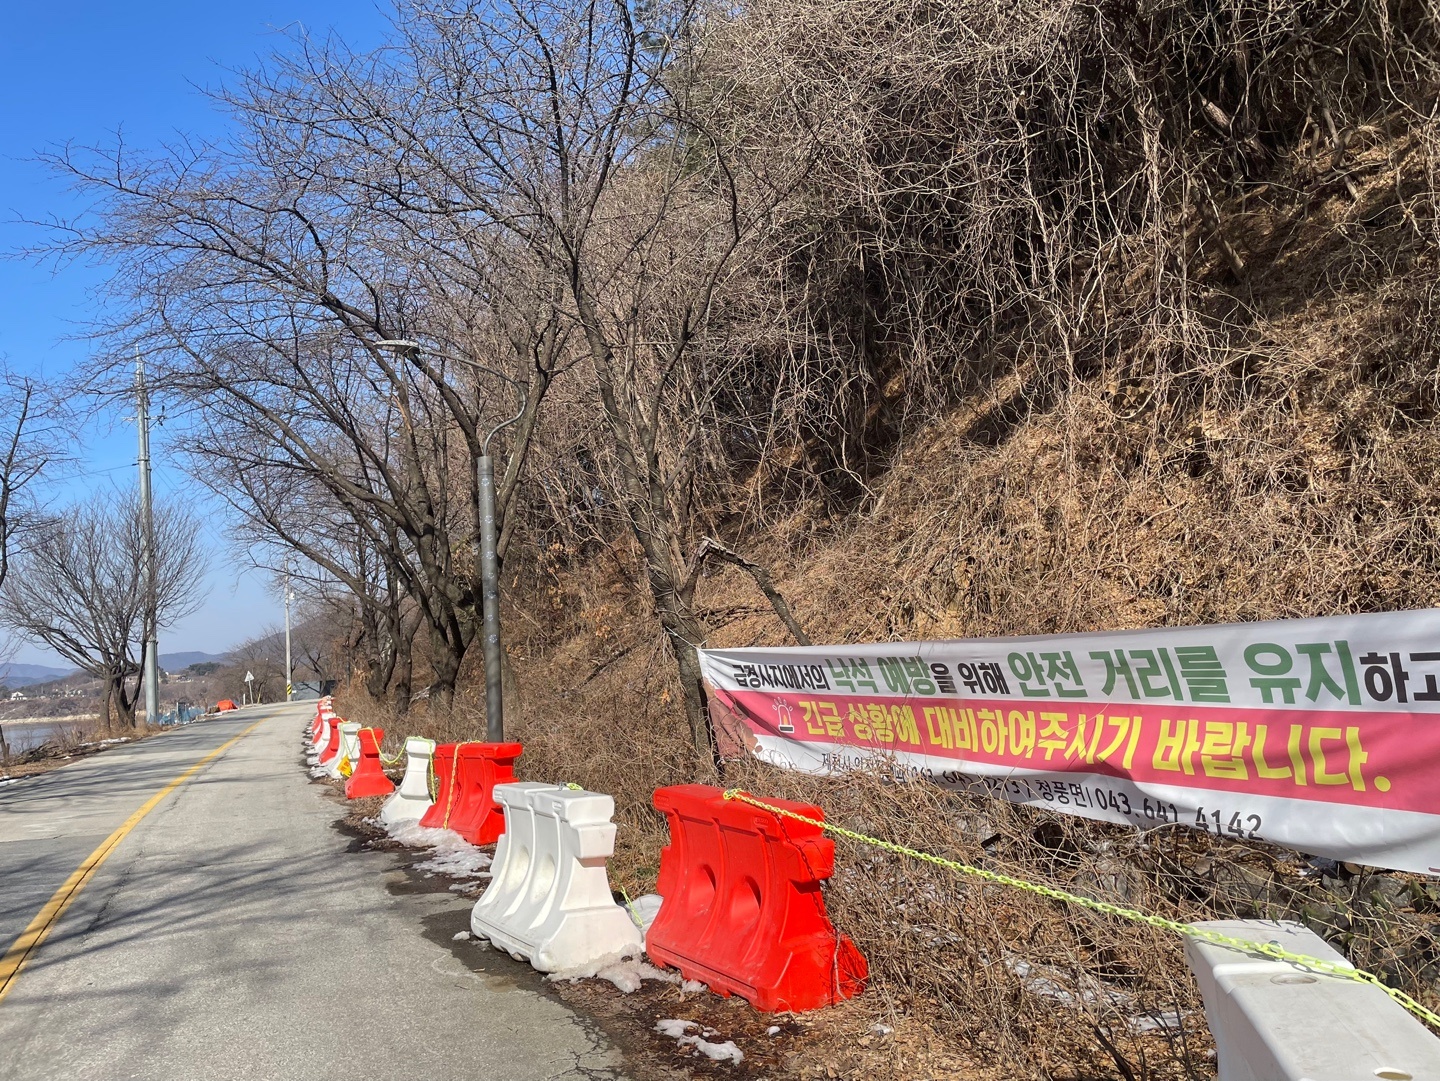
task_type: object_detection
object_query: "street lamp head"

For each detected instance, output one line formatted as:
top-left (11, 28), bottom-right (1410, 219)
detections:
top-left (367, 338), bottom-right (513, 738)
top-left (369, 337), bottom-right (525, 456)
top-left (373, 338), bottom-right (422, 355)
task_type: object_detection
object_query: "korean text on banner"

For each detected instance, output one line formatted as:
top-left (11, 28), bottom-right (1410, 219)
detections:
top-left (696, 609), bottom-right (1440, 875)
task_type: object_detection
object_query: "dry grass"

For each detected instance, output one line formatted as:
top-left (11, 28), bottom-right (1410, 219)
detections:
top-left (334, 498), bottom-right (1440, 1081)
top-left (335, 288), bottom-right (1440, 1078)
top-left (323, 4), bottom-right (1440, 1074)
top-left (481, 619), bottom-right (1440, 1080)
top-left (0, 716), bottom-right (158, 780)
top-left (465, 432), bottom-right (1440, 1081)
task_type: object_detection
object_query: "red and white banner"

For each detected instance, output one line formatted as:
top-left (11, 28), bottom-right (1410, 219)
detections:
top-left (698, 610), bottom-right (1440, 874)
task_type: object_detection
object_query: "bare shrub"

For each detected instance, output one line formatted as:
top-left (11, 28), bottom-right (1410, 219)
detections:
top-left (86, 0), bottom-right (1440, 1074)
top-left (713, 0), bottom-right (1440, 477)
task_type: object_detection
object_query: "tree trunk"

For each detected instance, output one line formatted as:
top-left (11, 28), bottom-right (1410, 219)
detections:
top-left (569, 275), bottom-right (720, 775)
top-left (392, 616), bottom-right (415, 716)
top-left (666, 605), bottom-right (717, 778)
top-left (365, 643), bottom-right (396, 700)
top-left (427, 623), bottom-right (460, 716)
top-left (634, 533), bottom-right (716, 775)
top-left (691, 538), bottom-right (811, 645)
top-left (360, 601), bottom-right (396, 700)
top-left (99, 678), bottom-right (115, 732)
top-left (111, 673), bottom-right (139, 730)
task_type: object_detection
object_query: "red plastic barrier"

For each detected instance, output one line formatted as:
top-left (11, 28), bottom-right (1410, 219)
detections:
top-left (345, 727), bottom-right (395, 799)
top-left (419, 743), bottom-right (458, 827)
top-left (317, 716), bottom-right (343, 764)
top-left (417, 742), bottom-right (523, 844)
top-left (310, 699), bottom-right (332, 741)
top-left (646, 785), bottom-right (867, 1012)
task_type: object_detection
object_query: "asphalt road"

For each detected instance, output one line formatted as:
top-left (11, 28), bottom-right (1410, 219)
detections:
top-left (0, 702), bottom-right (625, 1080)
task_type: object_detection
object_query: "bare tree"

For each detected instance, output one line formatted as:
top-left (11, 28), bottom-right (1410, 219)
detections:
top-left (288, 599), bottom-right (348, 687)
top-left (0, 365), bottom-right (65, 592)
top-left (187, 425), bottom-right (425, 709)
top-left (34, 68), bottom-right (570, 714)
top-left (0, 491), bottom-right (207, 728)
top-left (229, 629), bottom-right (285, 703)
top-left (404, 0), bottom-right (805, 770)
top-left (238, 0), bottom-right (794, 760)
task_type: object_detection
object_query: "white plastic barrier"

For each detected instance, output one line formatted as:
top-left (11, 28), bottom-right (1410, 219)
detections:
top-left (325, 722), bottom-right (361, 780)
top-left (315, 718), bottom-right (339, 770)
top-left (1185, 919), bottom-right (1440, 1081)
top-left (378, 738), bottom-right (436, 827)
top-left (305, 700), bottom-right (333, 745)
top-left (471, 783), bottom-right (641, 972)
top-left (313, 716), bottom-right (337, 759)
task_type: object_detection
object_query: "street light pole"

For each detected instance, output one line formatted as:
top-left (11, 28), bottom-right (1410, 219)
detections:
top-left (135, 353), bottom-right (161, 727)
top-left (374, 339), bottom-right (524, 741)
top-left (476, 453), bottom-right (503, 741)
top-left (283, 565), bottom-right (294, 701)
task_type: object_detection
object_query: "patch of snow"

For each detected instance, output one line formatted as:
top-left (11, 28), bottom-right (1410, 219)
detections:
top-left (548, 950), bottom-right (681, 994)
top-left (0, 777), bottom-right (18, 788)
top-left (627, 892), bottom-right (663, 933)
top-left (653, 1020), bottom-right (743, 1065)
top-left (1007, 956), bottom-right (1131, 1009)
top-left (765, 1026), bottom-right (781, 1037)
top-left (680, 979), bottom-right (707, 993)
top-left (385, 820), bottom-right (467, 850)
top-left (870, 1023), bottom-right (894, 1036)
top-left (691, 1039), bottom-right (743, 1065)
top-left (594, 958), bottom-right (678, 994)
top-left (1126, 1010), bottom-right (1188, 1035)
top-left (380, 817), bottom-right (492, 878)
top-left (416, 846), bottom-right (492, 879)
top-left (307, 766), bottom-right (329, 778)
top-left (453, 931), bottom-right (472, 941)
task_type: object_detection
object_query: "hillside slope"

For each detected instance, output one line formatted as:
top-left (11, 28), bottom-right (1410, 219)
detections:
top-left (495, 130), bottom-right (1440, 1081)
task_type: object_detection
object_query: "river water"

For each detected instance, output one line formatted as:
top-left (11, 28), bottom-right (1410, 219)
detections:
top-left (0, 720), bottom-right (90, 756)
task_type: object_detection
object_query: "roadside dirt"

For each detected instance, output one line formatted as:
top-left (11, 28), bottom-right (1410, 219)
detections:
top-left (0, 723), bottom-right (171, 782)
top-left (319, 770), bottom-right (997, 1081)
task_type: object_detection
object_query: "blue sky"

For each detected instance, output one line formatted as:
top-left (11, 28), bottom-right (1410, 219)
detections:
top-left (0, 2), bottom-right (392, 667)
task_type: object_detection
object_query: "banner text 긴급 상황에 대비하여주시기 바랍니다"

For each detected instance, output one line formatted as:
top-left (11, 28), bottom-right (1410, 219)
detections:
top-left (698, 608), bottom-right (1440, 874)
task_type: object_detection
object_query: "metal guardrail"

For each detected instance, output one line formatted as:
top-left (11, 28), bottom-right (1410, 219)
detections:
top-left (154, 703), bottom-right (205, 726)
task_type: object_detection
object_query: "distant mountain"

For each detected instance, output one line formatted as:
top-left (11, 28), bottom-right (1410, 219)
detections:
top-left (0, 652), bottom-right (231, 688)
top-left (0, 663), bottom-right (77, 688)
top-left (161, 651), bottom-right (230, 671)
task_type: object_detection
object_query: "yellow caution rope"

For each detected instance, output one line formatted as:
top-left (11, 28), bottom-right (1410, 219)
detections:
top-left (721, 789), bottom-right (1440, 1030)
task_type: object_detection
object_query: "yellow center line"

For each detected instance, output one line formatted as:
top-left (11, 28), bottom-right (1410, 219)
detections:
top-left (0, 714), bottom-right (271, 1005)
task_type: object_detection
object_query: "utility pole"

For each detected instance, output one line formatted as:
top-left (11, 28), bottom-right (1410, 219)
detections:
top-left (283, 565), bottom-right (294, 701)
top-left (136, 353), bottom-right (160, 727)
top-left (373, 338), bottom-right (523, 741)
top-left (477, 453), bottom-right (503, 741)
